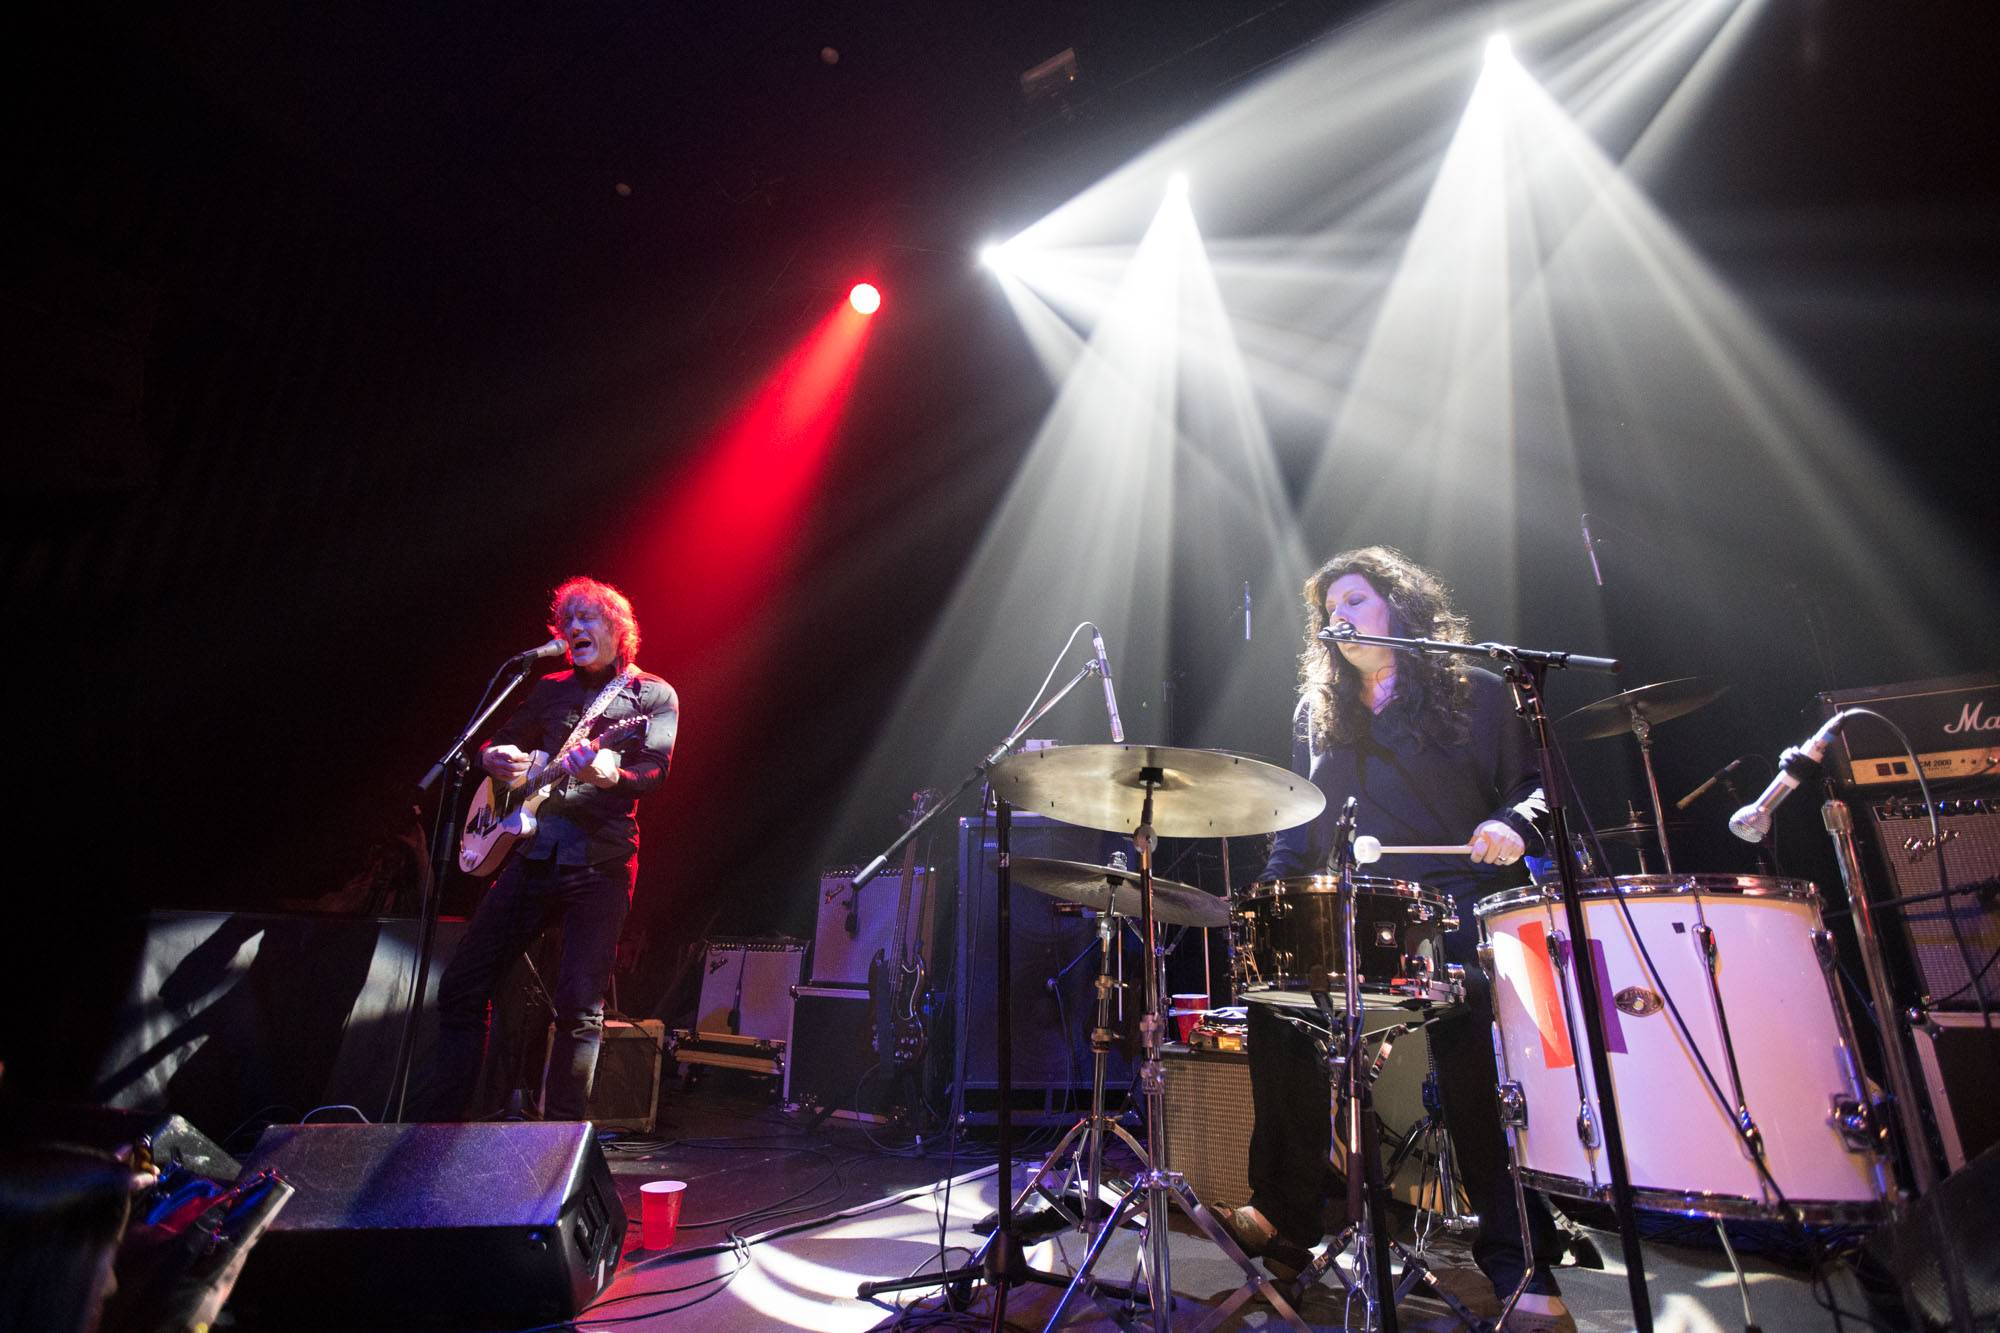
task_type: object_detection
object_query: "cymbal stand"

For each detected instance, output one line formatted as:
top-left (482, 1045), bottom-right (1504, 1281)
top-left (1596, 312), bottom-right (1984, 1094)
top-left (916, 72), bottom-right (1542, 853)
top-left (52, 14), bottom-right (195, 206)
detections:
top-left (1040, 771), bottom-right (1311, 1333)
top-left (1626, 712), bottom-right (1676, 875)
top-left (854, 659), bottom-right (1110, 1324)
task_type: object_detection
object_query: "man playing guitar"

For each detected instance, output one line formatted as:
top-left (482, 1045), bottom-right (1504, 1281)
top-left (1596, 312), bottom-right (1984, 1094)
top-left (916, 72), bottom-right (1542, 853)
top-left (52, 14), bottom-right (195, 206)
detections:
top-left (418, 576), bottom-right (679, 1122)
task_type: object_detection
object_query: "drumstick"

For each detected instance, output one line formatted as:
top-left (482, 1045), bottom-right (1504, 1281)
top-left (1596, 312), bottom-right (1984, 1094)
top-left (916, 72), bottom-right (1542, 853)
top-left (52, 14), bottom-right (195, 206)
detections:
top-left (1352, 835), bottom-right (1473, 864)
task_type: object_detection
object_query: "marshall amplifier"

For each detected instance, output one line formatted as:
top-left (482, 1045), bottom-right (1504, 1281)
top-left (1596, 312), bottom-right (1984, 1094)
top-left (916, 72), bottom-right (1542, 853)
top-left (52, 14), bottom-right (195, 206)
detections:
top-left (1819, 673), bottom-right (2000, 789)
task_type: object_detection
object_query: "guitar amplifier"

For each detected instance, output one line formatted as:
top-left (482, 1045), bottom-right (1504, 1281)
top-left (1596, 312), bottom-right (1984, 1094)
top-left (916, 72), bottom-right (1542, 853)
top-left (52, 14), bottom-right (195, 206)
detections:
top-left (694, 937), bottom-right (805, 1041)
top-left (541, 1019), bottom-right (664, 1131)
top-left (1864, 793), bottom-right (2000, 1010)
top-left (811, 864), bottom-right (932, 988)
top-left (1819, 673), bottom-right (2000, 789)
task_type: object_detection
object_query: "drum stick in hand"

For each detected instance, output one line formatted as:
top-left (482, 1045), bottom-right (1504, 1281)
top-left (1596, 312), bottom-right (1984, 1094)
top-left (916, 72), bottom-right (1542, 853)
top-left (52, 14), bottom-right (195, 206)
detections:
top-left (1352, 835), bottom-right (1473, 864)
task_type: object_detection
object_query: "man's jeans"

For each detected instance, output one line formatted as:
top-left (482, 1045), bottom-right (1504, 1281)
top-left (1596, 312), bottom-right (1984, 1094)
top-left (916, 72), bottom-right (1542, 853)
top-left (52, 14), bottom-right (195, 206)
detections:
top-left (420, 855), bottom-right (632, 1120)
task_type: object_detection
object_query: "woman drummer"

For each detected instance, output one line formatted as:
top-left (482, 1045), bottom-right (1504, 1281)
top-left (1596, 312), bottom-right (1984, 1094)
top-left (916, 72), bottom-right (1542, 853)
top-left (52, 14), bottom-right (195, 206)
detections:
top-left (1217, 544), bottom-right (1572, 1332)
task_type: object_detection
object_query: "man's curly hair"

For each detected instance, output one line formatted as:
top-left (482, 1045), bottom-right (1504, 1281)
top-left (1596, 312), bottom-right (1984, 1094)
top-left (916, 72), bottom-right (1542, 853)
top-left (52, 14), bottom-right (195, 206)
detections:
top-left (547, 576), bottom-right (641, 669)
top-left (1301, 545), bottom-right (1472, 753)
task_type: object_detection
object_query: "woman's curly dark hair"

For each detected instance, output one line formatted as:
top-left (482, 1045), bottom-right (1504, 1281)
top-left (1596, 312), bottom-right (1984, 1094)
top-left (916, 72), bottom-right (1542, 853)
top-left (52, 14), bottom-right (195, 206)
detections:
top-left (1301, 545), bottom-right (1472, 753)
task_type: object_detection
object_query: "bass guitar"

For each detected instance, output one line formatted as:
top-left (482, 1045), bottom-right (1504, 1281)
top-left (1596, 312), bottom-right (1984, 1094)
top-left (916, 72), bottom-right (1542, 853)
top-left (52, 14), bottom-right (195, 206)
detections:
top-left (868, 789), bottom-right (938, 1069)
top-left (457, 715), bottom-right (648, 876)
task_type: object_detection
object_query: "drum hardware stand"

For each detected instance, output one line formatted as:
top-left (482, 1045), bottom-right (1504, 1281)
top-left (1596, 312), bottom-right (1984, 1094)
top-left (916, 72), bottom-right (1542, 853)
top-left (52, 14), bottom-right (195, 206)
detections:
top-left (995, 888), bottom-right (1152, 1241)
top-left (1040, 772), bottom-right (1311, 1333)
top-left (854, 657), bottom-right (1120, 1324)
top-left (1318, 623), bottom-right (1652, 1331)
top-left (1629, 714), bottom-right (1676, 875)
top-left (1389, 1060), bottom-right (1477, 1250)
top-left (1819, 792), bottom-right (1978, 1333)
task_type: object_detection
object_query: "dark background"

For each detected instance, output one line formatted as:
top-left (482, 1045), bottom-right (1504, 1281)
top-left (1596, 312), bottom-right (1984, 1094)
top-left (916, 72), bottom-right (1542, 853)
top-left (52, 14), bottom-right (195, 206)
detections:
top-left (7, 1), bottom-right (1995, 1098)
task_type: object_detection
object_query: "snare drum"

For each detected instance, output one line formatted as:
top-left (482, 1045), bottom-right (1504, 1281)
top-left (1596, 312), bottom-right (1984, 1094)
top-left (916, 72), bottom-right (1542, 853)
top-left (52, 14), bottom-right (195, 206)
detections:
top-left (1237, 875), bottom-right (1460, 1009)
top-left (1477, 875), bottom-right (1886, 1221)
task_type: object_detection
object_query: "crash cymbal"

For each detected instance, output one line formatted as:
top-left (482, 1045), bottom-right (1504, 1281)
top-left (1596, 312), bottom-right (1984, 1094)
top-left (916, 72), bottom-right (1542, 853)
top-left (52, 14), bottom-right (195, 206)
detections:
top-left (1559, 677), bottom-right (1729, 741)
top-left (988, 744), bottom-right (1324, 839)
top-left (1008, 857), bottom-right (1231, 928)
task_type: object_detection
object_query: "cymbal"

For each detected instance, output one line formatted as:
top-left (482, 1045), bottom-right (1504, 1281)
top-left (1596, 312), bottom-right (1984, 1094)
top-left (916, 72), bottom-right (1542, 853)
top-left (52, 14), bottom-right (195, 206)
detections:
top-left (1559, 677), bottom-right (1729, 741)
top-left (989, 744), bottom-right (1324, 839)
top-left (1008, 856), bottom-right (1231, 928)
top-left (1591, 816), bottom-right (1690, 846)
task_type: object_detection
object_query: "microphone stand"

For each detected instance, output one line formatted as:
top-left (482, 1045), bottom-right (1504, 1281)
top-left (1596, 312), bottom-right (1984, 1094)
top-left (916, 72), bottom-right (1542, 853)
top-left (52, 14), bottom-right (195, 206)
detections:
top-left (855, 658), bottom-right (1116, 1325)
top-left (383, 655), bottom-right (543, 1122)
top-left (1321, 626), bottom-right (1656, 1331)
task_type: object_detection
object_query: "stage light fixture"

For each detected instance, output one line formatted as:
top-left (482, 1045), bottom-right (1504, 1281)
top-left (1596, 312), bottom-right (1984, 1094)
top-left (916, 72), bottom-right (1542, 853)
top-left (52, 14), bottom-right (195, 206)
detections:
top-left (1485, 34), bottom-right (1513, 66)
top-left (1166, 172), bottom-right (1189, 200)
top-left (979, 244), bottom-right (1006, 271)
top-left (848, 283), bottom-right (881, 315)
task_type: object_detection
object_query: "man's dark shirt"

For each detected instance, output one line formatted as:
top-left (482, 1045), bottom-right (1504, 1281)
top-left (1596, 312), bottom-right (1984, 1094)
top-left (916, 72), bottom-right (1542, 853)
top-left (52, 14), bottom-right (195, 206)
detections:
top-left (484, 666), bottom-right (678, 868)
top-left (1261, 666), bottom-right (1544, 904)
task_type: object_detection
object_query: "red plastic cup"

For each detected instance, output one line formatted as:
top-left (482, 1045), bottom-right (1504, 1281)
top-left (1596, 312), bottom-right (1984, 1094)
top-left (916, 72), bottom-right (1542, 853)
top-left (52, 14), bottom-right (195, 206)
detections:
top-left (639, 1180), bottom-right (687, 1250)
top-left (1170, 993), bottom-right (1210, 1043)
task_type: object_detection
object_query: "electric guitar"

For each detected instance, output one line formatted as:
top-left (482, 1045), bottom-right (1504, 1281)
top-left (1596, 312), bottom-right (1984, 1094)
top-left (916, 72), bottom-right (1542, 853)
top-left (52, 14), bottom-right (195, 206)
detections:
top-left (457, 716), bottom-right (648, 876)
top-left (868, 790), bottom-right (937, 1069)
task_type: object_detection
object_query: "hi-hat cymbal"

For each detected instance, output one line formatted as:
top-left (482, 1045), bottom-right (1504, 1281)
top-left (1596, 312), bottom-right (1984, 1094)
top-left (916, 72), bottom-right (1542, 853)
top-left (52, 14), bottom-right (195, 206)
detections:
top-left (989, 743), bottom-right (1324, 839)
top-left (1559, 677), bottom-right (1729, 741)
top-left (1591, 816), bottom-right (1691, 846)
top-left (1008, 857), bottom-right (1230, 928)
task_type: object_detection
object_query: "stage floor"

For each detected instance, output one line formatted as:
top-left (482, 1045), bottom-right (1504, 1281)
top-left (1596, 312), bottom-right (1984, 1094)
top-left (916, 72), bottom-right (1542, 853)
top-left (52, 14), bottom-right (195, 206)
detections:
top-left (569, 1079), bottom-right (1879, 1331)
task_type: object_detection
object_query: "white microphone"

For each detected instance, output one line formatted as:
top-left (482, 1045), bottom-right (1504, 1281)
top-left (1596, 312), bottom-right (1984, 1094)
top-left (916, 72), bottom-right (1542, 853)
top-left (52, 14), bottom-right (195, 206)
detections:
top-left (513, 637), bottom-right (567, 661)
top-left (1090, 626), bottom-right (1124, 743)
top-left (1729, 711), bottom-right (1854, 842)
top-left (1582, 514), bottom-right (1604, 587)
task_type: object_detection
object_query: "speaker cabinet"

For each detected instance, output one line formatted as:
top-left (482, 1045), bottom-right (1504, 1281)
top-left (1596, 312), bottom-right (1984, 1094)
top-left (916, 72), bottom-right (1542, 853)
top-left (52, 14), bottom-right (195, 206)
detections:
top-left (1161, 1046), bottom-right (1255, 1206)
top-left (954, 811), bottom-right (1128, 1123)
top-left (694, 937), bottom-right (806, 1039)
top-left (227, 1121), bottom-right (624, 1329)
top-left (1912, 1011), bottom-right (2000, 1171)
top-left (784, 985), bottom-right (897, 1120)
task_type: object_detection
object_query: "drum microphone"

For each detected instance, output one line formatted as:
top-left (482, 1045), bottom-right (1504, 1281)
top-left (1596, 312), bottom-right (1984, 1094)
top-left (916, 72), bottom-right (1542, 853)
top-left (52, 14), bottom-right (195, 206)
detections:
top-left (1676, 756), bottom-right (1746, 811)
top-left (1090, 625), bottom-right (1125, 743)
top-left (512, 637), bottom-right (567, 660)
top-left (1728, 711), bottom-right (1856, 842)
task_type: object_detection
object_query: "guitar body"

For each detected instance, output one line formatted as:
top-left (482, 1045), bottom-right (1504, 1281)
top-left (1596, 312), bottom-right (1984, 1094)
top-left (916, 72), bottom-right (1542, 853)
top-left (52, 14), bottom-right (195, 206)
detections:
top-left (457, 717), bottom-right (647, 877)
top-left (458, 778), bottom-right (544, 877)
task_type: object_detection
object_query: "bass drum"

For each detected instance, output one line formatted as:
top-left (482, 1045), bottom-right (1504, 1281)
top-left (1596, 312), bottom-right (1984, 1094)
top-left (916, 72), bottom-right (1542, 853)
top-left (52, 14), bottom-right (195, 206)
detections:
top-left (1477, 875), bottom-right (1886, 1221)
top-left (1237, 875), bottom-right (1460, 1009)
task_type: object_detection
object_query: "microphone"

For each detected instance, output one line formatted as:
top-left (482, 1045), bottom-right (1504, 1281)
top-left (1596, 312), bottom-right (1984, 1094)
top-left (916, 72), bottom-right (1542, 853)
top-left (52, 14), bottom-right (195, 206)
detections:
top-left (513, 637), bottom-right (567, 661)
top-left (1243, 582), bottom-right (1252, 641)
top-left (1676, 756), bottom-right (1746, 811)
top-left (1581, 514), bottom-right (1604, 587)
top-left (1729, 712), bottom-right (1854, 842)
top-left (1317, 622), bottom-right (1357, 644)
top-left (1090, 626), bottom-right (1124, 743)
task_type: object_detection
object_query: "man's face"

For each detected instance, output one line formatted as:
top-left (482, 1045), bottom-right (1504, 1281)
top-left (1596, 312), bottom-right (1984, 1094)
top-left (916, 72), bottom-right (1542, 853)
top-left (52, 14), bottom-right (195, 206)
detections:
top-left (1324, 572), bottom-right (1396, 666)
top-left (561, 602), bottom-right (615, 672)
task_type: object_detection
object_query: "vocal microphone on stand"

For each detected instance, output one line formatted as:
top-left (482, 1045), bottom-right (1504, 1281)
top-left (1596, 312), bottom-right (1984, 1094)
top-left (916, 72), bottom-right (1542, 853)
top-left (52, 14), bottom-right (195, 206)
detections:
top-left (1728, 711), bottom-right (1856, 842)
top-left (1090, 625), bottom-right (1124, 743)
top-left (512, 637), bottom-right (567, 661)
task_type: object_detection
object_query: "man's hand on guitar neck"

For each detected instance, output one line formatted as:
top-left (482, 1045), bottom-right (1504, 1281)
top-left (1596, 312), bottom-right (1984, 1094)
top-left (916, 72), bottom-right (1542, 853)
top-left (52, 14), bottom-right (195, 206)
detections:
top-left (482, 744), bottom-right (540, 789)
top-left (559, 741), bottom-right (622, 789)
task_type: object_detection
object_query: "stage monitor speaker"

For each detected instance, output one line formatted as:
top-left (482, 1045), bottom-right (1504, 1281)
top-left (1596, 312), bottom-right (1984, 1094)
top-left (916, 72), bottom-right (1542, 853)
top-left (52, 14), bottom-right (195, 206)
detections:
top-left (226, 1121), bottom-right (624, 1329)
top-left (1865, 1141), bottom-right (2000, 1329)
top-left (1864, 795), bottom-right (2000, 1010)
top-left (955, 811), bottom-right (1128, 1122)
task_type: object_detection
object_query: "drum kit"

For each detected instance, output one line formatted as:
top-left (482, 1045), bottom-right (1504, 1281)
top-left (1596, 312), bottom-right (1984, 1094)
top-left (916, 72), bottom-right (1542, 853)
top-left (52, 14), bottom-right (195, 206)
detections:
top-left (861, 674), bottom-right (1898, 1331)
